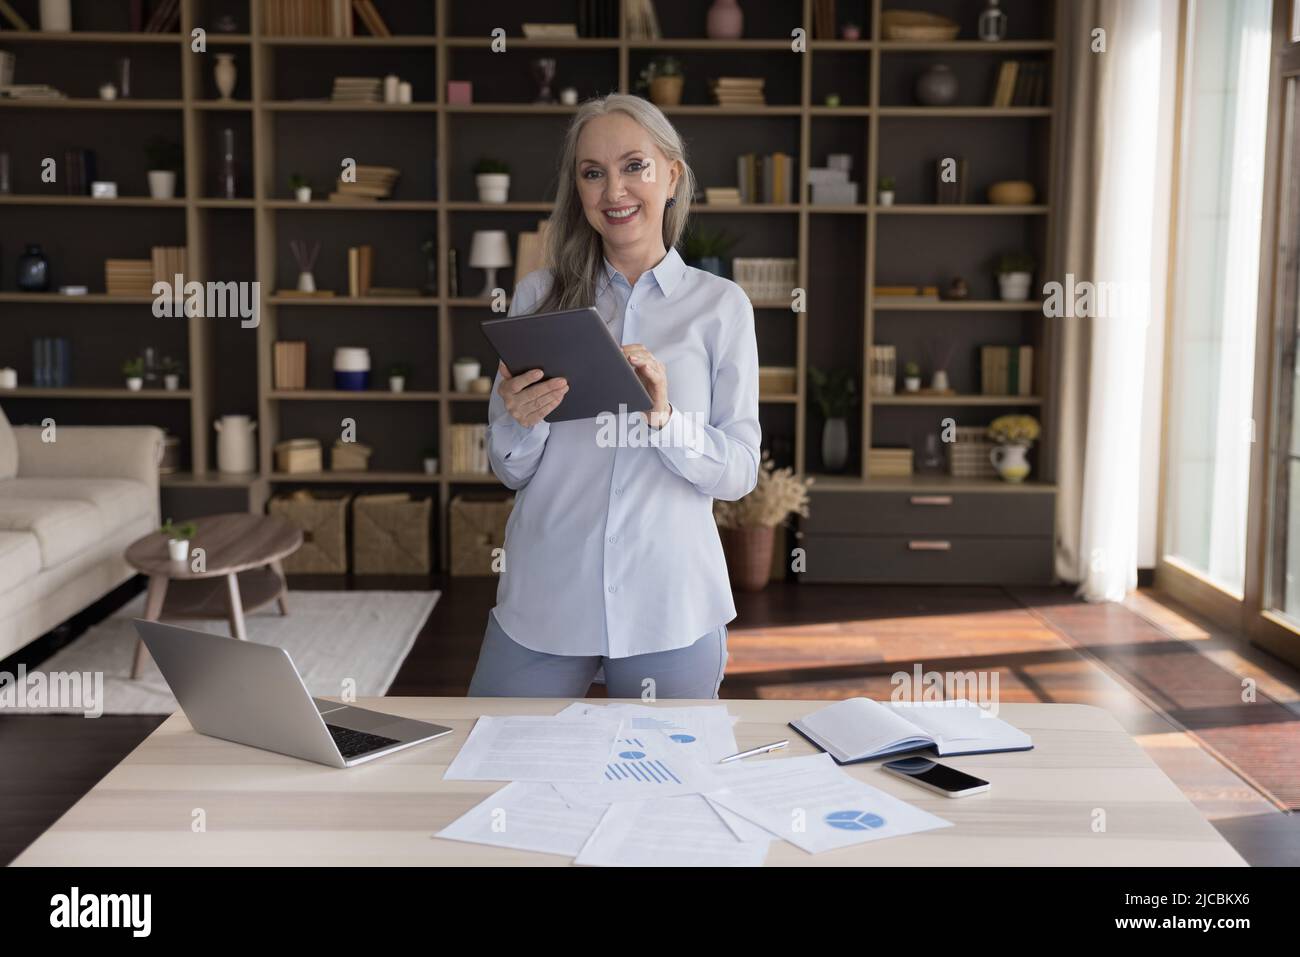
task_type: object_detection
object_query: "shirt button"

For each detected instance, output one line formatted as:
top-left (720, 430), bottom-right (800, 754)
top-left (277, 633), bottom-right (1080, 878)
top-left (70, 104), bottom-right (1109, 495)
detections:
top-left (608, 535), bottom-right (616, 543)
top-left (614, 488), bottom-right (622, 495)
top-left (608, 585), bottom-right (616, 593)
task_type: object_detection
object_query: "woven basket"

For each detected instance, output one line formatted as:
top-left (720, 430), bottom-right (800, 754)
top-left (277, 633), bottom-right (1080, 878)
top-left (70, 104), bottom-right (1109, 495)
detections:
top-left (948, 425), bottom-right (998, 479)
top-left (449, 494), bottom-right (515, 577)
top-left (352, 493), bottom-right (432, 575)
top-left (881, 10), bottom-right (960, 41)
top-left (268, 490), bottom-right (352, 573)
top-left (719, 525), bottom-right (775, 592)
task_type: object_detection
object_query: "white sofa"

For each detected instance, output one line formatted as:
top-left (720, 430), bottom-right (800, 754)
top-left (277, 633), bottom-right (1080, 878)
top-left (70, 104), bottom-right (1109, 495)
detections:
top-left (0, 405), bottom-right (162, 660)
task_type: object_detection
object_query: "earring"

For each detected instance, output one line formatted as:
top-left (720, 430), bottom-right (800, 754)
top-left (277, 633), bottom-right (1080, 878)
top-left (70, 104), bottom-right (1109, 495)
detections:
top-left (665, 196), bottom-right (676, 208)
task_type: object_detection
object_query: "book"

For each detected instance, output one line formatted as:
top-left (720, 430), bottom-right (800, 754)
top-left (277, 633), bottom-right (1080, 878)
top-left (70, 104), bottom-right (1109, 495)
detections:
top-left (790, 698), bottom-right (1034, 764)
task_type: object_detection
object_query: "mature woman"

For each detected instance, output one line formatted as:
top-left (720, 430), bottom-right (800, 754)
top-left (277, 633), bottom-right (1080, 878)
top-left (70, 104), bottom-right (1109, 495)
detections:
top-left (467, 93), bottom-right (761, 699)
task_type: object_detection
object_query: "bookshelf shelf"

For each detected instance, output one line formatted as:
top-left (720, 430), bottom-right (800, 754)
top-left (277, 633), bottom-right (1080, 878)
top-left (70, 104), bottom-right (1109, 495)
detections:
top-left (0, 196), bottom-right (187, 207)
top-left (268, 390), bottom-right (442, 401)
top-left (872, 300), bottom-right (1046, 312)
top-left (875, 204), bottom-right (1050, 215)
top-left (871, 394), bottom-right (1044, 407)
top-left (0, 388), bottom-right (194, 400)
top-left (0, 98), bottom-right (184, 110)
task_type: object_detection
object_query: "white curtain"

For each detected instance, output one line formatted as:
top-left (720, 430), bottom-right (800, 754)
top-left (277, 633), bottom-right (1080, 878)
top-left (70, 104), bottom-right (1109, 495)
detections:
top-left (1075, 0), bottom-right (1181, 601)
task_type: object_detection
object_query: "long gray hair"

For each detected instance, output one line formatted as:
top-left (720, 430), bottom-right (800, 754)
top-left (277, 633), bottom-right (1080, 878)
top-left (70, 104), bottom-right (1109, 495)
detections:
top-left (527, 93), bottom-right (696, 315)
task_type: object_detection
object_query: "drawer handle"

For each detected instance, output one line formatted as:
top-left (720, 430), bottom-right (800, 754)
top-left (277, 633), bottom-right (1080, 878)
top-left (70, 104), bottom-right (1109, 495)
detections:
top-left (908, 540), bottom-right (952, 551)
top-left (909, 495), bottom-right (953, 506)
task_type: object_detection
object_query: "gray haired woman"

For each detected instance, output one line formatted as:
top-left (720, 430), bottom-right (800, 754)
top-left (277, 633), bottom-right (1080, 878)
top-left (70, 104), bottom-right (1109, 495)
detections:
top-left (468, 93), bottom-right (761, 700)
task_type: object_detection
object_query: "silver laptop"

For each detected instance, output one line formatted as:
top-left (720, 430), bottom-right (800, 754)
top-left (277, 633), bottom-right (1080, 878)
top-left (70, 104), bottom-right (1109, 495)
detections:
top-left (135, 619), bottom-right (453, 768)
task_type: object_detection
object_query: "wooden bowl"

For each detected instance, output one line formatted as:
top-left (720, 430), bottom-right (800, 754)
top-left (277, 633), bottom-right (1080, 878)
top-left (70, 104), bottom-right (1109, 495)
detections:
top-left (988, 180), bottom-right (1036, 205)
top-left (881, 10), bottom-right (961, 41)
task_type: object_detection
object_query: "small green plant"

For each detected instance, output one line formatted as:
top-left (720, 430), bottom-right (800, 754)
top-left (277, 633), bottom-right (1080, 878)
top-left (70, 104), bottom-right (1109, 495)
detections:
top-left (680, 225), bottom-right (738, 260)
top-left (122, 357), bottom-right (144, 377)
top-left (878, 176), bottom-right (896, 191)
top-left (474, 158), bottom-right (510, 175)
top-left (809, 366), bottom-right (857, 419)
top-left (289, 173), bottom-right (310, 190)
top-left (996, 251), bottom-right (1036, 275)
top-left (636, 55), bottom-right (683, 91)
top-left (422, 445), bottom-right (438, 459)
top-left (388, 362), bottom-right (411, 378)
top-left (144, 136), bottom-right (182, 172)
top-left (903, 360), bottom-right (921, 377)
top-left (161, 518), bottom-right (197, 541)
top-left (160, 355), bottom-right (182, 374)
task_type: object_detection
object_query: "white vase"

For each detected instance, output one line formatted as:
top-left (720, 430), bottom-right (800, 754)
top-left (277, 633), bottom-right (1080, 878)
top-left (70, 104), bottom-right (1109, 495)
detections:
top-left (878, 190), bottom-right (895, 206)
top-left (389, 376), bottom-right (405, 392)
top-left (423, 457), bottom-right (438, 474)
top-left (931, 369), bottom-right (950, 391)
top-left (164, 373), bottom-right (180, 391)
top-left (998, 271), bottom-right (1032, 301)
top-left (453, 360), bottom-right (481, 393)
top-left (214, 53), bottom-right (237, 100)
top-left (168, 539), bottom-right (190, 562)
top-left (475, 173), bottom-right (510, 203)
top-left (40, 0), bottom-right (71, 31)
top-left (990, 443), bottom-right (1031, 482)
top-left (295, 185), bottom-right (312, 202)
top-left (903, 376), bottom-right (921, 392)
top-left (214, 415), bottom-right (257, 473)
top-left (125, 377), bottom-right (143, 391)
top-left (822, 417), bottom-right (849, 472)
top-left (297, 270), bottom-right (315, 292)
top-left (147, 170), bottom-right (176, 200)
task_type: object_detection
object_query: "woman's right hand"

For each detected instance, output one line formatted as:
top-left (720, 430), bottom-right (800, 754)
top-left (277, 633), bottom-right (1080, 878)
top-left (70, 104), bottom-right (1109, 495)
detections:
top-left (498, 360), bottom-right (569, 428)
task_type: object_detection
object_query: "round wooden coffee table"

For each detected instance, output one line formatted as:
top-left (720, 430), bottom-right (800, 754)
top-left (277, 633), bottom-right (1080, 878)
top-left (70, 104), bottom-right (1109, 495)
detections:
top-left (126, 512), bottom-right (304, 678)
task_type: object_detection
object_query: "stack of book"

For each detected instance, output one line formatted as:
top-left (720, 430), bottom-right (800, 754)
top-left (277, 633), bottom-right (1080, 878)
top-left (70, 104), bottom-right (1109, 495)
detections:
top-left (0, 84), bottom-right (65, 100)
top-left (736, 152), bottom-right (794, 204)
top-left (868, 345), bottom-right (897, 395)
top-left (150, 246), bottom-right (188, 293)
top-left (980, 345), bottom-right (1034, 396)
top-left (704, 187), bottom-right (742, 205)
top-left (274, 341), bottom-right (308, 390)
top-left (448, 424), bottom-right (489, 474)
top-left (874, 285), bottom-right (940, 303)
top-left (709, 76), bottom-right (766, 107)
top-left (105, 259), bottom-right (154, 297)
top-left (330, 164), bottom-right (400, 201)
top-left (265, 0), bottom-right (384, 36)
top-left (62, 149), bottom-right (98, 195)
top-left (732, 257), bottom-right (796, 302)
top-left (868, 447), bottom-right (913, 478)
top-left (32, 337), bottom-right (70, 388)
top-left (990, 61), bottom-right (1050, 107)
top-left (330, 77), bottom-right (382, 103)
top-left (347, 244), bottom-right (373, 297)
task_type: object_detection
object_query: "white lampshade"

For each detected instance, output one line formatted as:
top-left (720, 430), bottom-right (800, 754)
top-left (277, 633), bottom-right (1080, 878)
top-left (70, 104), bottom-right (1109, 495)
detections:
top-left (468, 230), bottom-right (512, 269)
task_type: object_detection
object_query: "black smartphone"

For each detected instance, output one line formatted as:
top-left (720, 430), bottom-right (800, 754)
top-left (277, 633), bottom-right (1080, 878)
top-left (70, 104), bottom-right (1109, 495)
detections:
top-left (882, 756), bottom-right (990, 797)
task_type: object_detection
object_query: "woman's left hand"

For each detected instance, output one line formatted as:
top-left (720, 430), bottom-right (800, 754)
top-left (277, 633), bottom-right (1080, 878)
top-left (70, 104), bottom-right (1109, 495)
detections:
top-left (622, 343), bottom-right (671, 429)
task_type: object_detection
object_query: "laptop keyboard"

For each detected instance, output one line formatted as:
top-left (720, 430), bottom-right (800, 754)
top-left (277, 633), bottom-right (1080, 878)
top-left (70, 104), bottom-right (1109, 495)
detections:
top-left (327, 724), bottom-right (402, 759)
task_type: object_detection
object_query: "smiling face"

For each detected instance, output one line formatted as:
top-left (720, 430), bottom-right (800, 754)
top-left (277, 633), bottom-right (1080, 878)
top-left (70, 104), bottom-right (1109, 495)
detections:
top-left (575, 112), bottom-right (681, 257)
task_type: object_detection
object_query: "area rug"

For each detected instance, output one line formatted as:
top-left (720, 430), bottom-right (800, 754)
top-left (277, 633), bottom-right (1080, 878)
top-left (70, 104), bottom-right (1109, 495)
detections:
top-left (2, 590), bottom-right (439, 715)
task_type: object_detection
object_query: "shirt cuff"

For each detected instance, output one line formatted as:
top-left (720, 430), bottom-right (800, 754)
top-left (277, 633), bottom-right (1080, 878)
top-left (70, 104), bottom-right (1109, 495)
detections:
top-left (491, 413), bottom-right (550, 461)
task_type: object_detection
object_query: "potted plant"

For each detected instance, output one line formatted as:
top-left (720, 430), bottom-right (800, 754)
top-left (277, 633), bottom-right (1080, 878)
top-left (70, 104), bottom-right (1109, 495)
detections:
top-left (986, 414), bottom-right (1040, 483)
top-left (809, 366), bottom-right (857, 472)
top-left (713, 451), bottom-right (814, 591)
top-left (636, 55), bottom-right (684, 106)
top-left (679, 225), bottom-right (738, 277)
top-left (422, 445), bottom-right (439, 475)
top-left (122, 357), bottom-right (144, 391)
top-left (160, 355), bottom-right (182, 391)
top-left (389, 362), bottom-right (410, 392)
top-left (289, 173), bottom-right (312, 203)
top-left (996, 251), bottom-right (1036, 301)
top-left (878, 175), bottom-right (896, 206)
top-left (474, 158), bottom-right (510, 203)
top-left (144, 136), bottom-right (182, 200)
top-left (161, 519), bottom-right (198, 562)
top-left (452, 356), bottom-right (481, 393)
top-left (902, 360), bottom-right (922, 392)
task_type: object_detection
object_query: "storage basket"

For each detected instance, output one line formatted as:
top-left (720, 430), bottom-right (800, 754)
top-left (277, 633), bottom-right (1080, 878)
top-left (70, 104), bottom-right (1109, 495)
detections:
top-left (268, 490), bottom-right (352, 573)
top-left (352, 493), bottom-right (433, 574)
top-left (275, 438), bottom-right (322, 473)
top-left (449, 494), bottom-right (515, 577)
top-left (948, 426), bottom-right (998, 479)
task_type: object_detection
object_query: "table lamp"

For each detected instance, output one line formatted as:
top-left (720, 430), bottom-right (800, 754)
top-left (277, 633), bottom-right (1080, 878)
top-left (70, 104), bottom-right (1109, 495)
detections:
top-left (468, 230), bottom-right (512, 298)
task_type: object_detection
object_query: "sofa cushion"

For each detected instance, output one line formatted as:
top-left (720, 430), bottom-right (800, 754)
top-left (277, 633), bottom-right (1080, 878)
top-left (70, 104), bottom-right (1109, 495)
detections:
top-left (0, 498), bottom-right (103, 568)
top-left (0, 531), bottom-right (41, 597)
top-left (0, 404), bottom-right (16, 480)
top-left (0, 478), bottom-right (154, 526)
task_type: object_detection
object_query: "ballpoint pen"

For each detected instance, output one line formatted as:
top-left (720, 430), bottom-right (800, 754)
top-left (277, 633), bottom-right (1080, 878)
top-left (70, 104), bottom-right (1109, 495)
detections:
top-left (718, 740), bottom-right (789, 763)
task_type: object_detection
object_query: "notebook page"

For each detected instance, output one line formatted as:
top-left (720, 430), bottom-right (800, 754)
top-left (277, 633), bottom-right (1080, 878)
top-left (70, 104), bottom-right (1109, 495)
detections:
top-left (797, 698), bottom-right (933, 761)
top-left (884, 699), bottom-right (1030, 751)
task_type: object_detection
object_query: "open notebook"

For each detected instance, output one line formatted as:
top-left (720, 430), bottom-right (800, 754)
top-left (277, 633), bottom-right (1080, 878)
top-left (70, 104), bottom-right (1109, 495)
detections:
top-left (789, 698), bottom-right (1033, 764)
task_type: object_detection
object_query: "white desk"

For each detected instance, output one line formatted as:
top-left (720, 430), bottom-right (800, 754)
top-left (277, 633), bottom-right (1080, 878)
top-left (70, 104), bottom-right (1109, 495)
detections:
top-left (13, 699), bottom-right (1246, 866)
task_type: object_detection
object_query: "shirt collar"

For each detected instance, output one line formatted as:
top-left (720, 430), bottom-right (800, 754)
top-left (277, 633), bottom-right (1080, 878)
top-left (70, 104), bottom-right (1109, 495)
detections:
top-left (601, 246), bottom-right (687, 299)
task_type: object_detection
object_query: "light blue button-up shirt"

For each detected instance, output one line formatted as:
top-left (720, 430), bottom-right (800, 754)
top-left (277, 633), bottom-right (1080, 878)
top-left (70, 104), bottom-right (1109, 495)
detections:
top-left (486, 244), bottom-right (761, 659)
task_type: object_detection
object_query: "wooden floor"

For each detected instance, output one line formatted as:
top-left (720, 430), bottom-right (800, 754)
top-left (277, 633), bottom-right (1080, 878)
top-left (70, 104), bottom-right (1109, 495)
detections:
top-left (2, 576), bottom-right (1298, 866)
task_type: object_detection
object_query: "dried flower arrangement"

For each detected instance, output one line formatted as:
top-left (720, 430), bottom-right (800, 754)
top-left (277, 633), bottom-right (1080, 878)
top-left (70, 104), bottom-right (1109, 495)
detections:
top-left (987, 414), bottom-right (1041, 446)
top-left (713, 451), bottom-right (815, 530)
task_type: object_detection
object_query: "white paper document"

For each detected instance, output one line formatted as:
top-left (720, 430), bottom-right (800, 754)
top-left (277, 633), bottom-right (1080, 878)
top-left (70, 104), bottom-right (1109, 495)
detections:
top-left (707, 753), bottom-right (952, 854)
top-left (575, 795), bottom-right (771, 867)
top-left (554, 728), bottom-right (721, 805)
top-left (557, 702), bottom-right (739, 763)
top-left (435, 782), bottom-right (607, 858)
top-left (443, 714), bottom-right (623, 782)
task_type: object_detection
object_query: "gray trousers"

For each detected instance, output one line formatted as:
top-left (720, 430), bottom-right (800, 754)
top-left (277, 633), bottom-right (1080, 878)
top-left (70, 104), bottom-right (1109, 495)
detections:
top-left (467, 608), bottom-right (729, 699)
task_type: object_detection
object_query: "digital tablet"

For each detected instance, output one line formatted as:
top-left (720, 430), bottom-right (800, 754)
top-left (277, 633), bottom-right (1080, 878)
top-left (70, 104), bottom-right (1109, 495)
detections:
top-left (480, 306), bottom-right (654, 423)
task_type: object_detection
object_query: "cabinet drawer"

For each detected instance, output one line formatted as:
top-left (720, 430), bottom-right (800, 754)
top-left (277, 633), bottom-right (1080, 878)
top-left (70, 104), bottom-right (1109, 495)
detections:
top-left (804, 489), bottom-right (1054, 538)
top-left (798, 534), bottom-right (1054, 585)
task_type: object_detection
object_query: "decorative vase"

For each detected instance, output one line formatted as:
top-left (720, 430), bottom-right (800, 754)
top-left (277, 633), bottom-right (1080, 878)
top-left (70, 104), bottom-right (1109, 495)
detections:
top-left (453, 359), bottom-right (481, 393)
top-left (333, 347), bottom-right (370, 390)
top-left (389, 375), bottom-right (406, 393)
top-left (214, 414), bottom-right (257, 473)
top-left (998, 271), bottom-right (1033, 301)
top-left (423, 456), bottom-right (438, 474)
top-left (706, 0), bottom-right (743, 40)
top-left (931, 369), bottom-right (950, 391)
top-left (475, 173), bottom-right (510, 203)
top-left (39, 0), bottom-right (70, 31)
top-left (164, 373), bottom-right (180, 390)
top-left (822, 417), bottom-right (849, 472)
top-left (842, 24), bottom-right (861, 40)
top-left (649, 75), bottom-right (684, 106)
top-left (217, 127), bottom-right (237, 199)
top-left (990, 443), bottom-right (1031, 482)
top-left (214, 53), bottom-right (237, 99)
top-left (125, 377), bottom-right (143, 391)
top-left (147, 169), bottom-right (176, 199)
top-left (296, 270), bottom-right (316, 292)
top-left (295, 185), bottom-right (312, 202)
top-left (17, 244), bottom-right (50, 291)
top-left (915, 64), bottom-right (959, 106)
top-left (720, 525), bottom-right (775, 592)
top-left (979, 0), bottom-right (1008, 41)
top-left (167, 539), bottom-right (190, 562)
